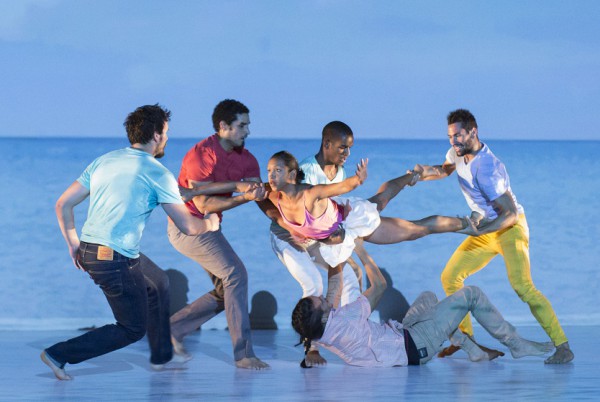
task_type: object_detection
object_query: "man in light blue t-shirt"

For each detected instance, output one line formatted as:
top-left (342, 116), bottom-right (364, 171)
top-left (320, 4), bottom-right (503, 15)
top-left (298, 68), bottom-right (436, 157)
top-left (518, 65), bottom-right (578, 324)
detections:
top-left (41, 104), bottom-right (219, 381)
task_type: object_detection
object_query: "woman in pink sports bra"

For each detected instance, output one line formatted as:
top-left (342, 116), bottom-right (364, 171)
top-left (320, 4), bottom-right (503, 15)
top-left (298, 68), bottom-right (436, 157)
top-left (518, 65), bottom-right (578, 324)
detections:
top-left (266, 151), bottom-right (476, 267)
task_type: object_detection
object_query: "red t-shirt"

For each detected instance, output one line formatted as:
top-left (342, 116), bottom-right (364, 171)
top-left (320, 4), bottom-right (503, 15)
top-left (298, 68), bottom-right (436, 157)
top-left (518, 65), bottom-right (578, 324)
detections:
top-left (178, 134), bottom-right (261, 219)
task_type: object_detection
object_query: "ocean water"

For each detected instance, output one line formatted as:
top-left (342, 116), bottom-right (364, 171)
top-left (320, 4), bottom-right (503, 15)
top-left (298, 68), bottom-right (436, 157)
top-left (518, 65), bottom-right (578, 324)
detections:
top-left (1, 137), bottom-right (599, 331)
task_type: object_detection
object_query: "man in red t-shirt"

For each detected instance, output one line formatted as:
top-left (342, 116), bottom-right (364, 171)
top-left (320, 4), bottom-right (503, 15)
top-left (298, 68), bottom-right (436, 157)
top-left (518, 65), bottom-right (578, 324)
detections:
top-left (167, 99), bottom-right (269, 370)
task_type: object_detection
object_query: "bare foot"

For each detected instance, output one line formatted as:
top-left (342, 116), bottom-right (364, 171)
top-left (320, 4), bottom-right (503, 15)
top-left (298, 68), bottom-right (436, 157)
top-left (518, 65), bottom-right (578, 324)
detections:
top-left (150, 350), bottom-right (193, 370)
top-left (235, 357), bottom-right (270, 370)
top-left (545, 342), bottom-right (574, 364)
top-left (438, 344), bottom-right (461, 358)
top-left (477, 343), bottom-right (505, 361)
top-left (171, 336), bottom-right (192, 361)
top-left (305, 350), bottom-right (327, 367)
top-left (509, 339), bottom-right (555, 359)
top-left (41, 351), bottom-right (72, 381)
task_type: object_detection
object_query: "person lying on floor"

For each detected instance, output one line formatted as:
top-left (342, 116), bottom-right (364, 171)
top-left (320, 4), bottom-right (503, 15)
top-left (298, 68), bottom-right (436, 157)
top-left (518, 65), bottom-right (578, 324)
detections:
top-left (291, 239), bottom-right (555, 367)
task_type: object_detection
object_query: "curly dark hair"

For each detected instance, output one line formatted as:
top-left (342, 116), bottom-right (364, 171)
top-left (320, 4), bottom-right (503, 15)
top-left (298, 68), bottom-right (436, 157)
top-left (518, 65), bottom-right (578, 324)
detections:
top-left (447, 109), bottom-right (478, 132)
top-left (123, 104), bottom-right (171, 145)
top-left (211, 99), bottom-right (249, 132)
top-left (291, 297), bottom-right (326, 341)
top-left (270, 151), bottom-right (305, 184)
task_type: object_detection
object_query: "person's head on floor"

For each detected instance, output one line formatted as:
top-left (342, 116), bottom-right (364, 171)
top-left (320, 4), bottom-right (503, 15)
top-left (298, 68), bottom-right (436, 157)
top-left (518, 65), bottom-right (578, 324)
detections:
top-left (291, 296), bottom-right (331, 342)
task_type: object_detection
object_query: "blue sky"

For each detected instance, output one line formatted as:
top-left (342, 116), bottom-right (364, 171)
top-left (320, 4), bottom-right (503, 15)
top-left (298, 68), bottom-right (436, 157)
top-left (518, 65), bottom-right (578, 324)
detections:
top-left (1, 1), bottom-right (599, 140)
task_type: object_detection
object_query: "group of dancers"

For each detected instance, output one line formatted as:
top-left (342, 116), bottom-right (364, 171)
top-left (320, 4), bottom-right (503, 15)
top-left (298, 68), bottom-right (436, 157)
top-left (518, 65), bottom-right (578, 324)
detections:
top-left (41, 99), bottom-right (573, 381)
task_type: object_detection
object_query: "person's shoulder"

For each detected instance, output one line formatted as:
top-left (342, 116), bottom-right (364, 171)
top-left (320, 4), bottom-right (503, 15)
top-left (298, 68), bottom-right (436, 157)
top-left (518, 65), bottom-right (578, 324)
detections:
top-left (299, 155), bottom-right (317, 168)
top-left (193, 134), bottom-right (218, 151)
top-left (185, 136), bottom-right (218, 161)
top-left (476, 143), bottom-right (502, 166)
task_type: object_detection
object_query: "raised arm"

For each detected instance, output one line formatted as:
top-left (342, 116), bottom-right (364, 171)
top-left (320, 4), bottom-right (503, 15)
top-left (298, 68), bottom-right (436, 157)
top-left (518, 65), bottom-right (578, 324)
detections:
top-left (353, 240), bottom-right (386, 311)
top-left (412, 161), bottom-right (455, 181)
top-left (189, 177), bottom-right (267, 214)
top-left (55, 181), bottom-right (90, 270)
top-left (325, 263), bottom-right (344, 308)
top-left (307, 158), bottom-right (368, 201)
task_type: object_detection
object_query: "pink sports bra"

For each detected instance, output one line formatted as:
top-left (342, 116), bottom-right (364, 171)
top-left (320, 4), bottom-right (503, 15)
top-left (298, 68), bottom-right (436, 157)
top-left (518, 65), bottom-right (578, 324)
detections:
top-left (276, 194), bottom-right (343, 240)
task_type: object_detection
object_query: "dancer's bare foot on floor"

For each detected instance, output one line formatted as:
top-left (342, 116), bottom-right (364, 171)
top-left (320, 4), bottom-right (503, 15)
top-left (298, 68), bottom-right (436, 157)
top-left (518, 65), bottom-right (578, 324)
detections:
top-left (171, 336), bottom-right (192, 361)
top-left (305, 350), bottom-right (327, 366)
top-left (41, 351), bottom-right (72, 381)
top-left (544, 342), bottom-right (574, 364)
top-left (438, 344), bottom-right (461, 358)
top-left (235, 357), bottom-right (270, 370)
top-left (509, 339), bottom-right (555, 359)
top-left (476, 342), bottom-right (505, 360)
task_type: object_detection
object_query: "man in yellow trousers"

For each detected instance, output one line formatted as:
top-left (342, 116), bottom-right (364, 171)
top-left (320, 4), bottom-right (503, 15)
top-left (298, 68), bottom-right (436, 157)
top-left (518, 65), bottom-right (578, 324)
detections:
top-left (412, 108), bottom-right (573, 364)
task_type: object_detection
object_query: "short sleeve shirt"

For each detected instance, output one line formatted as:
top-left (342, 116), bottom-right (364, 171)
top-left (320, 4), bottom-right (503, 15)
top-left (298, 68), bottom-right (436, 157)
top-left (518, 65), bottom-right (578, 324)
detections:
top-left (317, 295), bottom-right (408, 367)
top-left (299, 155), bottom-right (347, 184)
top-left (446, 143), bottom-right (523, 220)
top-left (178, 134), bottom-right (260, 219)
top-left (78, 147), bottom-right (183, 258)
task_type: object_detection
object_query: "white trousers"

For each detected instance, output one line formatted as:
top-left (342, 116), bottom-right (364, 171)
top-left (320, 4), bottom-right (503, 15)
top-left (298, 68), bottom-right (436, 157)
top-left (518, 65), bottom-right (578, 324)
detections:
top-left (270, 231), bottom-right (361, 306)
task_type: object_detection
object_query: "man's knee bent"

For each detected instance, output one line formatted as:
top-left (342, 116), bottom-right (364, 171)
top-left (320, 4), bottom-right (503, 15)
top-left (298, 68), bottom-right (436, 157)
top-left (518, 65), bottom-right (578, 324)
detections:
top-left (220, 263), bottom-right (249, 289)
top-left (123, 325), bottom-right (146, 343)
top-left (440, 269), bottom-right (465, 293)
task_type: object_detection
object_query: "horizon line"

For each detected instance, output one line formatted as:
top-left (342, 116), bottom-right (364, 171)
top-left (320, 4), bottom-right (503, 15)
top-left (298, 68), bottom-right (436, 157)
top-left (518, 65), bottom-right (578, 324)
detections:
top-left (1, 135), bottom-right (598, 142)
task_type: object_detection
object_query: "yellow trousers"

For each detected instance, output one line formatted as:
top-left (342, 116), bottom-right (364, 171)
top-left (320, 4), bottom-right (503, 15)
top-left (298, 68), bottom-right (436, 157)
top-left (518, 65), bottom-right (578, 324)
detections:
top-left (441, 214), bottom-right (567, 346)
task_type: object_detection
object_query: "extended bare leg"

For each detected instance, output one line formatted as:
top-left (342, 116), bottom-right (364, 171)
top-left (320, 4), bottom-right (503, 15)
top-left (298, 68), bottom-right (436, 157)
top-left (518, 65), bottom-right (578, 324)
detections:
top-left (364, 216), bottom-right (466, 244)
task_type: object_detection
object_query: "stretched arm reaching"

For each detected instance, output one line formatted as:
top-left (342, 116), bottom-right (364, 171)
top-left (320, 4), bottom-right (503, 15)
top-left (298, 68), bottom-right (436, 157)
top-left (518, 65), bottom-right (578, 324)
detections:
top-left (353, 240), bottom-right (386, 311)
top-left (325, 263), bottom-right (344, 308)
top-left (55, 181), bottom-right (90, 270)
top-left (189, 177), bottom-right (267, 214)
top-left (306, 158), bottom-right (368, 201)
top-left (411, 161), bottom-right (455, 181)
top-left (180, 181), bottom-right (259, 203)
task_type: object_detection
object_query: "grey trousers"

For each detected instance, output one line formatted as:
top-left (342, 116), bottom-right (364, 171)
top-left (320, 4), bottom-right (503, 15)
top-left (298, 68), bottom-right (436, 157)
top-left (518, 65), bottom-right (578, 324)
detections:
top-left (403, 286), bottom-right (521, 364)
top-left (167, 221), bottom-right (255, 361)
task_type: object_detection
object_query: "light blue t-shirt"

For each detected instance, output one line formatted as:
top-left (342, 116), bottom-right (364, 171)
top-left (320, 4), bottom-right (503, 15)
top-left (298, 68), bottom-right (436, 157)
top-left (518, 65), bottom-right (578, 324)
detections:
top-left (299, 155), bottom-right (347, 185)
top-left (446, 143), bottom-right (524, 220)
top-left (78, 147), bottom-right (183, 258)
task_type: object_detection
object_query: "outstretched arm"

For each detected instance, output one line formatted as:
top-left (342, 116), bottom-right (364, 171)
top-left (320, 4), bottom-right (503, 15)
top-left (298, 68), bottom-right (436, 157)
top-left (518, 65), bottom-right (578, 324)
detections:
top-left (180, 181), bottom-right (258, 203)
top-left (411, 161), bottom-right (455, 181)
top-left (56, 181), bottom-right (90, 270)
top-left (325, 263), bottom-right (344, 308)
top-left (368, 170), bottom-right (420, 212)
top-left (307, 159), bottom-right (368, 201)
top-left (354, 240), bottom-right (386, 311)
top-left (189, 177), bottom-right (267, 214)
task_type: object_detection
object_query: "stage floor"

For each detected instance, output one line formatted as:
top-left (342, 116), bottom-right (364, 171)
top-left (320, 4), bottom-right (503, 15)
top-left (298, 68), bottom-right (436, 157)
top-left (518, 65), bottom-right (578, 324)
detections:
top-left (5, 325), bottom-right (598, 401)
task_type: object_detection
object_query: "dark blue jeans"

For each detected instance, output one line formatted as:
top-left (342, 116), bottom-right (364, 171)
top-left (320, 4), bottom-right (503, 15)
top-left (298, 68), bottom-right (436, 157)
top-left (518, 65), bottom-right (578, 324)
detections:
top-left (45, 242), bottom-right (173, 365)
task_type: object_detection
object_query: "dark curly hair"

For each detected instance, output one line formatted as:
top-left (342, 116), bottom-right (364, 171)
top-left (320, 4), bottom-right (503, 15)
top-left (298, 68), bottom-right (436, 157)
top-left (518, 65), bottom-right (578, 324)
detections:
top-left (447, 109), bottom-right (478, 132)
top-left (123, 104), bottom-right (171, 145)
top-left (291, 297), bottom-right (326, 342)
top-left (270, 151), bottom-right (306, 184)
top-left (212, 99), bottom-right (249, 132)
